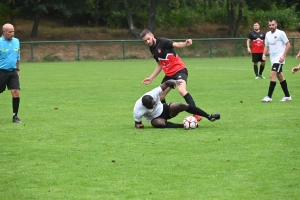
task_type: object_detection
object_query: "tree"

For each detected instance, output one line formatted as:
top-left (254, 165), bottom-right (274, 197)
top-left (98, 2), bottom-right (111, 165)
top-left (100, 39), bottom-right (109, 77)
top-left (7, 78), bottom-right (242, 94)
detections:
top-left (123, 0), bottom-right (140, 38)
top-left (0, 3), bottom-right (14, 25)
top-left (7, 0), bottom-right (87, 37)
top-left (226, 0), bottom-right (246, 38)
top-left (146, 0), bottom-right (158, 33)
top-left (123, 0), bottom-right (161, 38)
top-left (86, 0), bottom-right (101, 26)
top-left (30, 3), bottom-right (46, 37)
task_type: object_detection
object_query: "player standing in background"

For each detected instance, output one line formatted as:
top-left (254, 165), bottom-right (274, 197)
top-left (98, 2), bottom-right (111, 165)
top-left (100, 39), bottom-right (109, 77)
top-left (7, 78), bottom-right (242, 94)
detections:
top-left (291, 25), bottom-right (300, 74)
top-left (262, 19), bottom-right (291, 102)
top-left (247, 22), bottom-right (266, 79)
top-left (140, 29), bottom-right (202, 122)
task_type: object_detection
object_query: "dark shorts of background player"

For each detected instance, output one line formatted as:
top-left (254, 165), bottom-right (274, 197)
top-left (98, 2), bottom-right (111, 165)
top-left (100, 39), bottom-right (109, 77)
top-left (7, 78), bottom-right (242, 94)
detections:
top-left (252, 53), bottom-right (264, 63)
top-left (271, 63), bottom-right (283, 73)
top-left (151, 103), bottom-right (173, 122)
top-left (0, 69), bottom-right (20, 93)
top-left (161, 68), bottom-right (188, 84)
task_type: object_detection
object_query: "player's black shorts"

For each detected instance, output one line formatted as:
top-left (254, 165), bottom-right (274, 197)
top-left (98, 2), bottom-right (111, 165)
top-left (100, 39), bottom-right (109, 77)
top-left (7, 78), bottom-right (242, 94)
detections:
top-left (152, 103), bottom-right (173, 122)
top-left (0, 69), bottom-right (20, 93)
top-left (252, 53), bottom-right (264, 63)
top-left (271, 63), bottom-right (283, 73)
top-left (161, 68), bottom-right (188, 84)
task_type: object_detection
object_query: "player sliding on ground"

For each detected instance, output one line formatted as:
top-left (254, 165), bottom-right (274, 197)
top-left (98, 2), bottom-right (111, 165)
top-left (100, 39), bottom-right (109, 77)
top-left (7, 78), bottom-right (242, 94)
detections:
top-left (133, 80), bottom-right (220, 129)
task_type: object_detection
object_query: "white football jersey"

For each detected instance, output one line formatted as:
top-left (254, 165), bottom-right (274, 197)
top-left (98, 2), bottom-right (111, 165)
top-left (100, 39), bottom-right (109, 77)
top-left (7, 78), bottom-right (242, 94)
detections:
top-left (133, 86), bottom-right (164, 123)
top-left (265, 29), bottom-right (289, 65)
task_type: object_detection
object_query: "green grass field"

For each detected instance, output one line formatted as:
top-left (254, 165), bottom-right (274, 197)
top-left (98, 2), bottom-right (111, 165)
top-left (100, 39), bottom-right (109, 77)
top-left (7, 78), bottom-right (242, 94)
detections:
top-left (1, 57), bottom-right (300, 199)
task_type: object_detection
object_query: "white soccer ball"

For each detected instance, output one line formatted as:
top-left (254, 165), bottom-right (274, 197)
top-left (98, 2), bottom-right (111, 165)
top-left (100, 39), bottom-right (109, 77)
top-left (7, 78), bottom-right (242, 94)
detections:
top-left (183, 116), bottom-right (198, 130)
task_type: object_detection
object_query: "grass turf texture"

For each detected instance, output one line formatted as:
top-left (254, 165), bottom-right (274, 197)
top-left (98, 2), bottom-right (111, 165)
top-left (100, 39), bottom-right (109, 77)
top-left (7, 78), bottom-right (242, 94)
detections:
top-left (1, 58), bottom-right (299, 199)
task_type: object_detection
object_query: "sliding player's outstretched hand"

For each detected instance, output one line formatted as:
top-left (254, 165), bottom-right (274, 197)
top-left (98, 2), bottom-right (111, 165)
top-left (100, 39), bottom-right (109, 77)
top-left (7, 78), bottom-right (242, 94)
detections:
top-left (292, 65), bottom-right (300, 74)
top-left (135, 123), bottom-right (144, 129)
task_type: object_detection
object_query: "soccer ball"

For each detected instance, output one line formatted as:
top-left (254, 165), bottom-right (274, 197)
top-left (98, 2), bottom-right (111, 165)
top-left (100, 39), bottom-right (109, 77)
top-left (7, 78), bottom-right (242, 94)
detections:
top-left (183, 116), bottom-right (198, 130)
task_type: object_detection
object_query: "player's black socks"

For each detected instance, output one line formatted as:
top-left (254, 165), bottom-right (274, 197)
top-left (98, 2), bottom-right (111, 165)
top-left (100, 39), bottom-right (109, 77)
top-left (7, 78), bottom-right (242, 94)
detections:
top-left (183, 93), bottom-right (196, 107)
top-left (12, 97), bottom-right (20, 116)
top-left (254, 65), bottom-right (258, 76)
top-left (165, 122), bottom-right (184, 128)
top-left (280, 80), bottom-right (290, 97)
top-left (268, 81), bottom-right (276, 98)
top-left (186, 105), bottom-right (209, 118)
top-left (259, 65), bottom-right (265, 75)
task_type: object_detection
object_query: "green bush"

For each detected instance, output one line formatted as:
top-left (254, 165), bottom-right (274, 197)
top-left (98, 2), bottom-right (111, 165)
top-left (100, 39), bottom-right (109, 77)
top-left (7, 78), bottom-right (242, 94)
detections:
top-left (42, 53), bottom-right (62, 62)
top-left (0, 4), bottom-right (14, 26)
top-left (82, 55), bottom-right (95, 61)
top-left (249, 5), bottom-right (299, 30)
top-left (213, 49), bottom-right (230, 57)
top-left (234, 40), bottom-right (247, 56)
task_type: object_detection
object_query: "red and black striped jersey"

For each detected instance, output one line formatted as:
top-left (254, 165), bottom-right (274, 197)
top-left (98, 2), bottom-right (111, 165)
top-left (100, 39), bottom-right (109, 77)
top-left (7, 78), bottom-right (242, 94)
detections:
top-left (149, 37), bottom-right (186, 76)
top-left (248, 30), bottom-right (265, 53)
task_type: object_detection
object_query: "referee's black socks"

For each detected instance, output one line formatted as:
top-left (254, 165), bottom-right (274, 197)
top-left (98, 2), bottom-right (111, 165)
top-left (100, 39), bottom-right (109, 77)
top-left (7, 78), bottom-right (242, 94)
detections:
top-left (12, 97), bottom-right (20, 116)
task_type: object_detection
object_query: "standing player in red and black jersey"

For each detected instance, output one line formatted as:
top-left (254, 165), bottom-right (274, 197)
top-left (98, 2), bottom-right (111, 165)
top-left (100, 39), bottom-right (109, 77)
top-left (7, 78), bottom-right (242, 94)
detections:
top-left (247, 22), bottom-right (266, 79)
top-left (140, 29), bottom-right (202, 121)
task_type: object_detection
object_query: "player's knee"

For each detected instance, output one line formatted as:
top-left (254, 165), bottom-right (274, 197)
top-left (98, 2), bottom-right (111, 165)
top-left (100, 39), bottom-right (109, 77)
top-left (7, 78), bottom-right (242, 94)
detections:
top-left (153, 123), bottom-right (166, 128)
top-left (277, 74), bottom-right (284, 80)
top-left (11, 89), bottom-right (20, 97)
top-left (152, 122), bottom-right (166, 128)
top-left (151, 119), bottom-right (166, 128)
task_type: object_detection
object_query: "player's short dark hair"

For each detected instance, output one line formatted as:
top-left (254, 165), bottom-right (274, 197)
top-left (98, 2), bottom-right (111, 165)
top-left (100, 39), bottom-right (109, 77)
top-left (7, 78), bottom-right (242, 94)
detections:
top-left (140, 29), bottom-right (152, 39)
top-left (269, 18), bottom-right (277, 23)
top-left (142, 95), bottom-right (154, 109)
top-left (253, 22), bottom-right (260, 25)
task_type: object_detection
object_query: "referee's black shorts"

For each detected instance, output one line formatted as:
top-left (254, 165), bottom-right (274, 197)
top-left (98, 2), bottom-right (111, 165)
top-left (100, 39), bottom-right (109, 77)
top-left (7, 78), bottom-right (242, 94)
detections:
top-left (0, 69), bottom-right (20, 93)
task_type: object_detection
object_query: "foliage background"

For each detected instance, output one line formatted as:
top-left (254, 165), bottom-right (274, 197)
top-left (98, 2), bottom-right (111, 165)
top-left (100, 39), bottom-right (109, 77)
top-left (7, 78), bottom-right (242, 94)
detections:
top-left (0, 0), bottom-right (299, 38)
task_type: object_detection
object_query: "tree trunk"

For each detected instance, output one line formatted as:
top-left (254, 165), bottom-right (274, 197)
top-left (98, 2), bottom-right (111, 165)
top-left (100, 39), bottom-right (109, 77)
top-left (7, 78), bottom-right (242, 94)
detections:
top-left (146, 0), bottom-right (158, 33)
top-left (234, 2), bottom-right (243, 37)
top-left (227, 0), bottom-right (235, 37)
top-left (123, 0), bottom-right (140, 39)
top-left (31, 11), bottom-right (42, 37)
